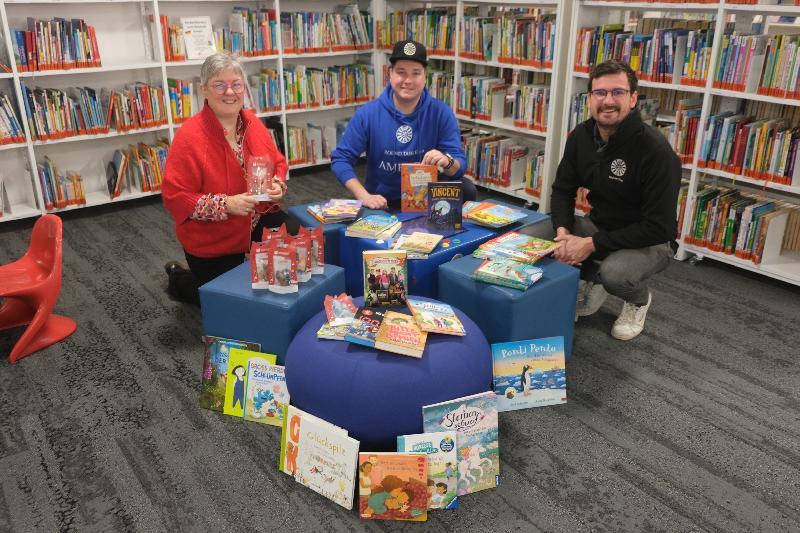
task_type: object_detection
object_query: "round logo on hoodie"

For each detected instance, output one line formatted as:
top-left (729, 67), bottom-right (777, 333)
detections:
top-left (610, 159), bottom-right (627, 177)
top-left (396, 125), bottom-right (413, 144)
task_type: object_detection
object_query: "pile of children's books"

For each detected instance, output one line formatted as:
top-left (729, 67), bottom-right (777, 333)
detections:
top-left (249, 224), bottom-right (324, 293)
top-left (306, 198), bottom-right (362, 223)
top-left (391, 231), bottom-right (444, 259)
top-left (471, 232), bottom-right (559, 290)
top-left (345, 213), bottom-right (402, 239)
top-left (463, 200), bottom-right (528, 228)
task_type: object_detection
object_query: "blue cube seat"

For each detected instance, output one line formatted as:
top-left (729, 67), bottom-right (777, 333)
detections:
top-left (199, 262), bottom-right (345, 363)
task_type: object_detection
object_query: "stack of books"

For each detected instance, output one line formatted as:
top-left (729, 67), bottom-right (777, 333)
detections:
top-left (463, 201), bottom-right (528, 228)
top-left (473, 232), bottom-right (559, 264)
top-left (472, 257), bottom-right (544, 290)
top-left (307, 198), bottom-right (362, 223)
top-left (391, 232), bottom-right (444, 259)
top-left (345, 214), bottom-right (401, 239)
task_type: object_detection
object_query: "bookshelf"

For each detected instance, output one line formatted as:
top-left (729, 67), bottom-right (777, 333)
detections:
top-left (0, 0), bottom-right (376, 222)
top-left (562, 0), bottom-right (800, 287)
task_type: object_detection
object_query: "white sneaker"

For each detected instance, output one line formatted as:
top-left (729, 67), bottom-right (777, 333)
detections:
top-left (611, 292), bottom-right (652, 341)
top-left (576, 282), bottom-right (608, 317)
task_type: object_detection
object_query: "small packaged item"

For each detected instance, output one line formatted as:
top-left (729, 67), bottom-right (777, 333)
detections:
top-left (247, 155), bottom-right (274, 201)
top-left (293, 234), bottom-right (312, 283)
top-left (249, 241), bottom-right (273, 289)
top-left (300, 226), bottom-right (325, 275)
top-left (324, 293), bottom-right (357, 326)
top-left (268, 244), bottom-right (298, 293)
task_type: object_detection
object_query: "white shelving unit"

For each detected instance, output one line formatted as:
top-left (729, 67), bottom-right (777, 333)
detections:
top-left (0, 0), bottom-right (376, 222)
top-left (563, 0), bottom-right (800, 287)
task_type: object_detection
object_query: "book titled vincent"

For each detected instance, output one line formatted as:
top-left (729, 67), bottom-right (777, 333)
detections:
top-left (401, 163), bottom-right (438, 213)
top-left (422, 391), bottom-right (500, 496)
top-left (199, 336), bottom-right (261, 412)
top-left (427, 181), bottom-right (463, 230)
top-left (492, 337), bottom-right (566, 411)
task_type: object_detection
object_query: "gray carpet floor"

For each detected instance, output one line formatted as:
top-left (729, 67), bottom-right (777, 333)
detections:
top-left (1, 167), bottom-right (799, 532)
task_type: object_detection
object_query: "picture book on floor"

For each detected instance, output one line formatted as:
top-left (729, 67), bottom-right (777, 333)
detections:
top-left (406, 299), bottom-right (466, 336)
top-left (344, 307), bottom-right (386, 348)
top-left (324, 293), bottom-right (357, 326)
top-left (363, 250), bottom-right (408, 307)
top-left (358, 452), bottom-right (429, 521)
top-left (222, 348), bottom-right (279, 419)
top-left (373, 311), bottom-right (428, 358)
top-left (422, 391), bottom-right (500, 496)
top-left (401, 163), bottom-right (437, 213)
top-left (492, 337), bottom-right (566, 411)
top-left (279, 405), bottom-right (359, 509)
top-left (427, 181), bottom-right (463, 230)
top-left (243, 360), bottom-right (289, 426)
top-left (199, 336), bottom-right (260, 412)
top-left (397, 431), bottom-right (459, 510)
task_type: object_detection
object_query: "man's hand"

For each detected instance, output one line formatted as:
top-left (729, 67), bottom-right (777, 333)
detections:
top-left (552, 227), bottom-right (571, 263)
top-left (422, 149), bottom-right (449, 168)
top-left (358, 193), bottom-right (388, 210)
top-left (554, 233), bottom-right (595, 266)
top-left (227, 193), bottom-right (259, 216)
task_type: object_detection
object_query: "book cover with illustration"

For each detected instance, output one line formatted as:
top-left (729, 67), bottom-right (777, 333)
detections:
top-left (401, 163), bottom-right (438, 213)
top-left (406, 298), bottom-right (465, 336)
top-left (473, 232), bottom-right (560, 264)
top-left (358, 452), bottom-right (429, 521)
top-left (294, 415), bottom-right (360, 509)
top-left (279, 405), bottom-right (348, 477)
top-left (427, 181), bottom-right (463, 230)
top-left (346, 214), bottom-right (401, 238)
top-left (397, 431), bottom-right (459, 510)
top-left (393, 232), bottom-right (443, 254)
top-left (472, 258), bottom-right (544, 290)
top-left (316, 322), bottom-right (350, 340)
top-left (344, 307), bottom-right (386, 348)
top-left (199, 336), bottom-right (260, 412)
top-left (465, 202), bottom-right (528, 228)
top-left (222, 348), bottom-right (278, 418)
top-left (422, 391), bottom-right (499, 496)
top-left (243, 361), bottom-right (289, 426)
top-left (373, 311), bottom-right (428, 358)
top-left (492, 337), bottom-right (566, 411)
top-left (363, 250), bottom-right (408, 307)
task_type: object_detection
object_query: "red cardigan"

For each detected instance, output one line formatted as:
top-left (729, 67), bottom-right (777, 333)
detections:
top-left (162, 105), bottom-right (288, 258)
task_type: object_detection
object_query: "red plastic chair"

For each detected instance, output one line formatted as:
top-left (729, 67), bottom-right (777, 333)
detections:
top-left (0, 214), bottom-right (76, 363)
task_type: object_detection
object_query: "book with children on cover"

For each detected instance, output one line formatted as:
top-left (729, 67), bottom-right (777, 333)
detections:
top-left (199, 336), bottom-right (261, 412)
top-left (422, 391), bottom-right (500, 496)
top-left (492, 337), bottom-right (566, 411)
top-left (344, 307), bottom-right (386, 348)
top-left (406, 298), bottom-right (465, 336)
top-left (397, 431), bottom-right (459, 510)
top-left (363, 250), bottom-right (408, 307)
top-left (358, 452), bottom-right (428, 521)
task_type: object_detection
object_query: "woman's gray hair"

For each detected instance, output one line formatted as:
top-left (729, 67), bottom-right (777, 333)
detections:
top-left (200, 53), bottom-right (246, 87)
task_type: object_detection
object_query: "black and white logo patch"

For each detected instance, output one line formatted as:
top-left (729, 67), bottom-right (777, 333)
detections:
top-left (404, 42), bottom-right (417, 56)
top-left (396, 125), bottom-right (413, 143)
top-left (610, 159), bottom-right (627, 177)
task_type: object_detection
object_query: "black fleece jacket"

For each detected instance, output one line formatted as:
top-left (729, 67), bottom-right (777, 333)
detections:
top-left (550, 109), bottom-right (681, 256)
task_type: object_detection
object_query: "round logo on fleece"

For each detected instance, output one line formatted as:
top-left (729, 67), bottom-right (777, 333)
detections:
top-left (396, 125), bottom-right (413, 144)
top-left (610, 159), bottom-right (627, 177)
top-left (404, 42), bottom-right (417, 56)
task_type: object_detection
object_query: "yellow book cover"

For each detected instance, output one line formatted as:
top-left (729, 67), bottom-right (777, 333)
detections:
top-left (374, 311), bottom-right (427, 358)
top-left (223, 348), bottom-right (277, 418)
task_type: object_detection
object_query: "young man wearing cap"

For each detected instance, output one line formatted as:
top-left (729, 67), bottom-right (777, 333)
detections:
top-left (331, 40), bottom-right (476, 209)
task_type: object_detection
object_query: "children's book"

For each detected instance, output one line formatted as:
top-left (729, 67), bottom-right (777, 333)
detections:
top-left (390, 234), bottom-right (430, 260)
top-left (401, 163), bottom-right (437, 213)
top-left (473, 232), bottom-right (560, 264)
top-left (406, 298), bottom-right (466, 336)
top-left (345, 214), bottom-right (401, 238)
top-left (180, 16), bottom-right (217, 60)
top-left (358, 452), bottom-right (428, 521)
top-left (324, 293), bottom-right (357, 326)
top-left (427, 181), bottom-right (463, 230)
top-left (465, 202), bottom-right (528, 228)
top-left (422, 391), bottom-right (500, 496)
top-left (320, 198), bottom-right (362, 222)
top-left (392, 232), bottom-right (443, 254)
top-left (373, 311), bottom-right (428, 358)
top-left (199, 336), bottom-right (260, 412)
top-left (396, 431), bottom-right (459, 510)
top-left (279, 405), bottom-right (347, 477)
top-left (242, 360), bottom-right (289, 426)
top-left (492, 337), bottom-right (566, 411)
top-left (344, 307), bottom-right (385, 348)
top-left (294, 415), bottom-right (360, 509)
top-left (472, 258), bottom-right (543, 290)
top-left (397, 214), bottom-right (465, 239)
top-left (316, 322), bottom-right (350, 340)
top-left (222, 347), bottom-right (278, 418)
top-left (363, 250), bottom-right (408, 307)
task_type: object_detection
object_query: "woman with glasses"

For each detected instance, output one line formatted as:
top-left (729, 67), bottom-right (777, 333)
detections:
top-left (162, 52), bottom-right (299, 304)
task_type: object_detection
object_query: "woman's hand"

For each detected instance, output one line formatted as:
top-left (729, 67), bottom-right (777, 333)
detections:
top-left (227, 193), bottom-right (259, 216)
top-left (267, 179), bottom-right (287, 202)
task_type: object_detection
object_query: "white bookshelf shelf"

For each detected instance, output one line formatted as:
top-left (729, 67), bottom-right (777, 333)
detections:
top-left (282, 49), bottom-right (373, 59)
top-left (459, 56), bottom-right (553, 74)
top-left (1, 73), bottom-right (13, 79)
top-left (582, 1), bottom-right (720, 10)
top-left (0, 205), bottom-right (40, 222)
top-left (31, 125), bottom-right (169, 147)
top-left (722, 4), bottom-right (800, 15)
top-left (459, 116), bottom-right (547, 138)
top-left (17, 62), bottom-right (161, 76)
top-left (465, 0), bottom-right (557, 5)
top-left (255, 110), bottom-right (282, 119)
top-left (290, 158), bottom-right (331, 170)
top-left (710, 88), bottom-right (800, 107)
top-left (683, 243), bottom-right (800, 287)
top-left (0, 142), bottom-right (28, 152)
top-left (284, 101), bottom-right (367, 116)
top-left (698, 166), bottom-right (800, 196)
top-left (112, 189), bottom-right (162, 202)
top-left (574, 71), bottom-right (706, 94)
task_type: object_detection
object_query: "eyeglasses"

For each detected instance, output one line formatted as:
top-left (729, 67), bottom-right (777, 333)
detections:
top-left (590, 88), bottom-right (630, 99)
top-left (210, 81), bottom-right (245, 95)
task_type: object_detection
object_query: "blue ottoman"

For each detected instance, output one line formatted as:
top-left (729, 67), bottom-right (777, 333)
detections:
top-left (340, 221), bottom-right (497, 298)
top-left (438, 256), bottom-right (579, 359)
top-left (200, 262), bottom-right (345, 364)
top-left (284, 296), bottom-right (492, 450)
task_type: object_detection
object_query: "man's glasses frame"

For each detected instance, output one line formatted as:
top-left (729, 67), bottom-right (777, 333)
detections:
top-left (590, 88), bottom-right (630, 99)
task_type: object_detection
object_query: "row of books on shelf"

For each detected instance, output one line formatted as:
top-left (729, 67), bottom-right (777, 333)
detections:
top-left (280, 7), bottom-right (373, 53)
top-left (0, 92), bottom-right (25, 144)
top-left (713, 33), bottom-right (800, 99)
top-left (250, 225), bottom-right (325, 293)
top-left (460, 11), bottom-right (556, 68)
top-left (285, 120), bottom-right (349, 166)
top-left (681, 185), bottom-right (800, 264)
top-left (106, 141), bottom-right (169, 199)
top-left (35, 156), bottom-right (85, 210)
top-left (377, 9), bottom-right (455, 57)
top-left (12, 17), bottom-right (100, 72)
top-left (574, 20), bottom-right (713, 87)
top-left (698, 112), bottom-right (800, 186)
top-left (463, 131), bottom-right (544, 196)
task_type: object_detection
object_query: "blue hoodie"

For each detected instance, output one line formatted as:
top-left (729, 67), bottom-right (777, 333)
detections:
top-left (331, 85), bottom-right (467, 201)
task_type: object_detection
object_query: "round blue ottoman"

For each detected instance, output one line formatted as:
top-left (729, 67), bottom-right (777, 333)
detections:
top-left (284, 296), bottom-right (492, 450)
